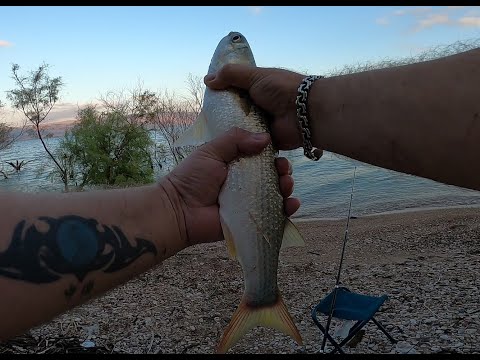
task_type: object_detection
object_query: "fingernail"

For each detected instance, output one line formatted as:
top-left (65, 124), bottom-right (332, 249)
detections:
top-left (252, 133), bottom-right (269, 142)
top-left (204, 74), bottom-right (216, 82)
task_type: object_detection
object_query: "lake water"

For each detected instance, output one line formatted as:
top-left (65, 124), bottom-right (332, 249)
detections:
top-left (1, 137), bottom-right (480, 220)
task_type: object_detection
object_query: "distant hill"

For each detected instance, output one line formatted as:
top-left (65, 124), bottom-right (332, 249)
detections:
top-left (10, 119), bottom-right (78, 141)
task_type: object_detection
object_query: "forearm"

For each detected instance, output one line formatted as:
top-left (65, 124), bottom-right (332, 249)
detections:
top-left (0, 183), bottom-right (185, 340)
top-left (311, 48), bottom-right (480, 190)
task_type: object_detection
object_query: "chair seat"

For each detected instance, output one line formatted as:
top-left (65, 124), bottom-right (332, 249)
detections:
top-left (314, 287), bottom-right (388, 321)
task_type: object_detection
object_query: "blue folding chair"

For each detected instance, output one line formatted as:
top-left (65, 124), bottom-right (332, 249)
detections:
top-left (310, 168), bottom-right (397, 354)
top-left (311, 286), bottom-right (396, 354)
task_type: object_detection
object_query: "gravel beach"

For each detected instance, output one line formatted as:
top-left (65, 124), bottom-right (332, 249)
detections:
top-left (1, 207), bottom-right (479, 354)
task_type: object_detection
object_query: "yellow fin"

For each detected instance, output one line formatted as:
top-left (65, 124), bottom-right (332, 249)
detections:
top-left (174, 110), bottom-right (214, 147)
top-left (217, 294), bottom-right (303, 353)
top-left (280, 218), bottom-right (305, 250)
top-left (220, 216), bottom-right (237, 259)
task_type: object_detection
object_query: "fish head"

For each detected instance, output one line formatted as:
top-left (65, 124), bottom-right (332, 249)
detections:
top-left (208, 32), bottom-right (256, 74)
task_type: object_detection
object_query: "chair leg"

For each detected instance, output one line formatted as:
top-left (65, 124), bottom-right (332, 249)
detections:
top-left (371, 317), bottom-right (397, 344)
top-left (311, 311), bottom-right (345, 354)
top-left (312, 309), bottom-right (397, 353)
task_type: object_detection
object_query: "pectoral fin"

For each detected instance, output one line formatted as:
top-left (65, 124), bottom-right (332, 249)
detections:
top-left (280, 218), bottom-right (305, 250)
top-left (174, 110), bottom-right (214, 147)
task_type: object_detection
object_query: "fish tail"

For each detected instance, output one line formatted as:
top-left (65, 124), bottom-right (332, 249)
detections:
top-left (216, 294), bottom-right (303, 353)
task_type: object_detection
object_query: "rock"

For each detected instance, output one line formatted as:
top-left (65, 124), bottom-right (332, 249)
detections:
top-left (81, 340), bottom-right (96, 348)
top-left (395, 341), bottom-right (414, 354)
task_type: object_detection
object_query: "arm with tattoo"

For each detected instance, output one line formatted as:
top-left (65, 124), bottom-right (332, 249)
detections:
top-left (0, 183), bottom-right (185, 340)
top-left (0, 128), bottom-right (297, 341)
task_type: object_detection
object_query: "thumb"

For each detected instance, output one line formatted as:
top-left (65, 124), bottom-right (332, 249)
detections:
top-left (201, 127), bottom-right (271, 163)
top-left (204, 63), bottom-right (258, 91)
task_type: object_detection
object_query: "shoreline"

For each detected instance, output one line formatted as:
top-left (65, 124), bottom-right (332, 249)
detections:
top-left (292, 203), bottom-right (480, 223)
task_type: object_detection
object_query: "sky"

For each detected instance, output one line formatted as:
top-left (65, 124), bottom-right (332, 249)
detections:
top-left (1, 5), bottom-right (480, 125)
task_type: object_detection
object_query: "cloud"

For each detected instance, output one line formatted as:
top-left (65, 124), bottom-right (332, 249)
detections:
top-left (377, 6), bottom-right (480, 32)
top-left (0, 40), bottom-right (12, 47)
top-left (377, 7), bottom-right (433, 27)
top-left (247, 6), bottom-right (263, 16)
top-left (458, 16), bottom-right (480, 27)
top-left (464, 8), bottom-right (480, 16)
top-left (375, 17), bottom-right (389, 26)
top-left (415, 14), bottom-right (450, 31)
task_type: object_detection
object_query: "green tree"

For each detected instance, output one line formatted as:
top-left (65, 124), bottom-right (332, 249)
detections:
top-left (6, 63), bottom-right (69, 190)
top-left (99, 78), bottom-right (203, 170)
top-left (60, 105), bottom-right (154, 188)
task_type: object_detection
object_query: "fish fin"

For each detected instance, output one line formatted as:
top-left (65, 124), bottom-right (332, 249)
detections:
top-left (220, 216), bottom-right (237, 260)
top-left (280, 218), bottom-right (306, 250)
top-left (174, 110), bottom-right (214, 147)
top-left (248, 211), bottom-right (272, 247)
top-left (217, 294), bottom-right (303, 354)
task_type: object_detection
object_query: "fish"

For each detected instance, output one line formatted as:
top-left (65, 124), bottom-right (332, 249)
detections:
top-left (175, 31), bottom-right (305, 354)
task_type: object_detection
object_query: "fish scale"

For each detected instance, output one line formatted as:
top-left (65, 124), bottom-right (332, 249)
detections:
top-left (222, 145), bottom-right (284, 306)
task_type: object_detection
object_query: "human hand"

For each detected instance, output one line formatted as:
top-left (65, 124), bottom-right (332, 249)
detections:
top-left (164, 127), bottom-right (300, 246)
top-left (204, 64), bottom-right (323, 159)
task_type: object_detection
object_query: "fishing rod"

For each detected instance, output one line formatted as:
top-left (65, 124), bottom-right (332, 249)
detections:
top-left (320, 166), bottom-right (357, 352)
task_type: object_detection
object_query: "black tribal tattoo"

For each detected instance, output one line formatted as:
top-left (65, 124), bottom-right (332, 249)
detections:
top-left (0, 215), bottom-right (157, 287)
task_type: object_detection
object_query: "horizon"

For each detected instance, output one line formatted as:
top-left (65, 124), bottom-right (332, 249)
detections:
top-left (1, 5), bottom-right (480, 126)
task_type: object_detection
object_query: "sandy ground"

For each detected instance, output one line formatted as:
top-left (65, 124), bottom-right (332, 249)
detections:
top-left (1, 207), bottom-right (479, 354)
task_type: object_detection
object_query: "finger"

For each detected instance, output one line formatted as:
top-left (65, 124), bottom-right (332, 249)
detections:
top-left (275, 157), bottom-right (293, 176)
top-left (204, 63), bottom-right (258, 91)
top-left (201, 127), bottom-right (271, 164)
top-left (284, 197), bottom-right (301, 217)
top-left (279, 174), bottom-right (294, 198)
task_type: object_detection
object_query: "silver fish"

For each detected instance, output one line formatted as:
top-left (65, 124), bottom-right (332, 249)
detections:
top-left (175, 31), bottom-right (305, 353)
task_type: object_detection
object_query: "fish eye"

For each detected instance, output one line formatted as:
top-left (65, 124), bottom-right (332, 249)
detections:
top-left (232, 35), bottom-right (241, 43)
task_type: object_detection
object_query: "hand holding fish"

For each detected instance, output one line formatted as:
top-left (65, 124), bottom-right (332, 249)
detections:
top-left (163, 127), bottom-right (300, 246)
top-left (204, 48), bottom-right (480, 191)
top-left (204, 65), bottom-right (312, 154)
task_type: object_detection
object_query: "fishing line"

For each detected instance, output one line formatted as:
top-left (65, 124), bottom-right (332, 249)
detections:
top-left (320, 165), bottom-right (357, 352)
